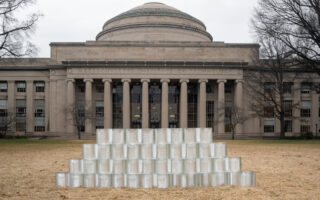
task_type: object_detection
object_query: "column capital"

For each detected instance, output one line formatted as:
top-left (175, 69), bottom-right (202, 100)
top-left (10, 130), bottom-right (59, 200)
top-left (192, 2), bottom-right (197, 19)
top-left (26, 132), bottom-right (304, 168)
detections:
top-left (217, 79), bottom-right (227, 84)
top-left (141, 79), bottom-right (150, 83)
top-left (7, 80), bottom-right (15, 83)
top-left (235, 79), bottom-right (244, 84)
top-left (26, 80), bottom-right (33, 83)
top-left (66, 78), bottom-right (75, 83)
top-left (121, 79), bottom-right (131, 83)
top-left (180, 79), bottom-right (189, 83)
top-left (161, 79), bottom-right (170, 83)
top-left (198, 79), bottom-right (208, 83)
top-left (102, 79), bottom-right (112, 83)
top-left (83, 78), bottom-right (93, 83)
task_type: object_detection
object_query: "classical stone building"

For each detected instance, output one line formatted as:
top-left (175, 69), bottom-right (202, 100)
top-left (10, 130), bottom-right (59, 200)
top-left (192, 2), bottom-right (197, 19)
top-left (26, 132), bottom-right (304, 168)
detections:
top-left (0, 2), bottom-right (319, 138)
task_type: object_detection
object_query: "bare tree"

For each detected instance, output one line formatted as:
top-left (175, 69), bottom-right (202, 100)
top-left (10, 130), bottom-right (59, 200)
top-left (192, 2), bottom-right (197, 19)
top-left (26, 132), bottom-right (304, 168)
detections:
top-left (66, 100), bottom-right (94, 140)
top-left (0, 111), bottom-right (15, 137)
top-left (224, 104), bottom-right (249, 140)
top-left (0, 0), bottom-right (41, 57)
top-left (252, 0), bottom-right (320, 72)
top-left (245, 32), bottom-right (299, 138)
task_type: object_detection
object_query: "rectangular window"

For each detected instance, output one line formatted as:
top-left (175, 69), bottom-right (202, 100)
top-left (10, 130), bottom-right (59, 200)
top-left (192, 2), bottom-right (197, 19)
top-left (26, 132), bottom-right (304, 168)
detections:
top-left (0, 100), bottom-right (8, 130)
top-left (300, 120), bottom-right (311, 133)
top-left (78, 84), bottom-right (85, 93)
top-left (283, 82), bottom-right (293, 94)
top-left (264, 102), bottom-right (274, 117)
top-left (96, 100), bottom-right (104, 129)
top-left (301, 82), bottom-right (311, 94)
top-left (16, 99), bottom-right (26, 131)
top-left (35, 82), bottom-right (45, 93)
top-left (225, 101), bottom-right (232, 133)
top-left (187, 83), bottom-right (198, 128)
top-left (225, 82), bottom-right (232, 94)
top-left (206, 84), bottom-right (213, 93)
top-left (284, 100), bottom-right (292, 117)
top-left (206, 101), bottom-right (214, 130)
top-left (16, 81), bottom-right (26, 93)
top-left (0, 82), bottom-right (8, 92)
top-left (264, 118), bottom-right (274, 132)
top-left (96, 84), bottom-right (104, 93)
top-left (112, 83), bottom-right (123, 128)
top-left (34, 99), bottom-right (45, 132)
top-left (264, 82), bottom-right (274, 94)
top-left (300, 100), bottom-right (311, 117)
top-left (284, 120), bottom-right (292, 132)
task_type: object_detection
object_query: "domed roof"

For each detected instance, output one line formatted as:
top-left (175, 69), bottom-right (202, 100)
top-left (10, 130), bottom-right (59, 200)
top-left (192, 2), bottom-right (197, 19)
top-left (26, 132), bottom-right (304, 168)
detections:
top-left (96, 2), bottom-right (213, 42)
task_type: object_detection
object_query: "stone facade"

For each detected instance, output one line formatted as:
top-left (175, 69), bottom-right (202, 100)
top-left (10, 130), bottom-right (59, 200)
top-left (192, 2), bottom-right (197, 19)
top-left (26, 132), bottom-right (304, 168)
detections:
top-left (0, 2), bottom-right (319, 138)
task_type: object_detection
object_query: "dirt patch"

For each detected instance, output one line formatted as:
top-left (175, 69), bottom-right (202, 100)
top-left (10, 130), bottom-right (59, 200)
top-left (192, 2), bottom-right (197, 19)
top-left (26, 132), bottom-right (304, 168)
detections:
top-left (0, 141), bottom-right (319, 200)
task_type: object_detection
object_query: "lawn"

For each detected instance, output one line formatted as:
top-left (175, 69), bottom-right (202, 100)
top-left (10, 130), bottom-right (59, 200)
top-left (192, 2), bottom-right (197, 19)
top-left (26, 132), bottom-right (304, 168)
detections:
top-left (0, 139), bottom-right (319, 200)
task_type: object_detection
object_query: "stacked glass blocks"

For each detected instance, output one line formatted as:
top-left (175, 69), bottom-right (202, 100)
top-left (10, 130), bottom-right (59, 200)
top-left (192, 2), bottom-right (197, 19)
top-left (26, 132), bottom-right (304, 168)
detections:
top-left (56, 128), bottom-right (256, 188)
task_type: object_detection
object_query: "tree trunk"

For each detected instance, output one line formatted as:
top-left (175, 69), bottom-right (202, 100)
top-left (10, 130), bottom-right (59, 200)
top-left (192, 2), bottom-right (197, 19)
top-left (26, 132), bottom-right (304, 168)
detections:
top-left (232, 128), bottom-right (235, 140)
top-left (280, 114), bottom-right (285, 139)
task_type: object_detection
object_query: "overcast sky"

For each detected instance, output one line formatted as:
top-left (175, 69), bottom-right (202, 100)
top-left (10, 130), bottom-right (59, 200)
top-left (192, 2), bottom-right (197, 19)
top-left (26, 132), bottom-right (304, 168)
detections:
top-left (29, 0), bottom-right (259, 57)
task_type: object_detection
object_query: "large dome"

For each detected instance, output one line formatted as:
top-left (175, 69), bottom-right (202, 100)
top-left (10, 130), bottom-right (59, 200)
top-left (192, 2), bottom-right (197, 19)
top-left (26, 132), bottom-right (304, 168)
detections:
top-left (96, 2), bottom-right (213, 42)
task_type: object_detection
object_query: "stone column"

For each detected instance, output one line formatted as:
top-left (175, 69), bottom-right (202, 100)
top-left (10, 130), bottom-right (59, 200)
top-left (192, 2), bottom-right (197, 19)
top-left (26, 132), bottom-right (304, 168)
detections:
top-left (234, 79), bottom-right (244, 135)
top-left (293, 81), bottom-right (301, 135)
top-left (26, 80), bottom-right (34, 134)
top-left (179, 79), bottom-right (189, 128)
top-left (141, 79), bottom-right (150, 128)
top-left (45, 80), bottom-right (50, 132)
top-left (198, 79), bottom-right (208, 128)
top-left (217, 79), bottom-right (227, 134)
top-left (7, 80), bottom-right (15, 132)
top-left (122, 79), bottom-right (131, 129)
top-left (84, 79), bottom-right (93, 134)
top-left (66, 79), bottom-right (75, 134)
top-left (103, 79), bottom-right (112, 129)
top-left (49, 80), bottom-right (57, 133)
top-left (311, 90), bottom-right (319, 135)
top-left (161, 79), bottom-right (170, 128)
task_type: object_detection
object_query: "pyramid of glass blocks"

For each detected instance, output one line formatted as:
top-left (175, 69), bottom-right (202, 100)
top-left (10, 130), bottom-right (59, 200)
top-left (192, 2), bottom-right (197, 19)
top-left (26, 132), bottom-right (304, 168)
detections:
top-left (56, 128), bottom-right (256, 188)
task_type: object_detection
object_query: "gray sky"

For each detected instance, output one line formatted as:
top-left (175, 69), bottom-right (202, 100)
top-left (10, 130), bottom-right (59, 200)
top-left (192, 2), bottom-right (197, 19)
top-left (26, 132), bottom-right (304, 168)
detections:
top-left (30, 0), bottom-right (259, 57)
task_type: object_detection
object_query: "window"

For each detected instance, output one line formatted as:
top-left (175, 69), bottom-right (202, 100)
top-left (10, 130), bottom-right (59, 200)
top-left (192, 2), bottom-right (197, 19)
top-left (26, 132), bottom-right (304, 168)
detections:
top-left (300, 101), bottom-right (311, 117)
top-left (206, 84), bottom-right (213, 93)
top-left (96, 101), bottom-right (104, 129)
top-left (264, 101), bottom-right (274, 117)
top-left (16, 99), bottom-right (26, 131)
top-left (112, 83), bottom-right (123, 128)
top-left (187, 83), bottom-right (198, 128)
top-left (283, 82), bottom-right (293, 94)
top-left (284, 100), bottom-right (292, 117)
top-left (206, 101), bottom-right (214, 130)
top-left (35, 82), bottom-right (45, 93)
top-left (264, 82), bottom-right (274, 94)
top-left (78, 84), bottom-right (85, 93)
top-left (76, 100), bottom-right (85, 131)
top-left (16, 81), bottom-right (26, 93)
top-left (301, 82), bottom-right (311, 94)
top-left (149, 82), bottom-right (161, 128)
top-left (285, 120), bottom-right (292, 132)
top-left (0, 100), bottom-right (8, 130)
top-left (130, 82), bottom-right (142, 128)
top-left (300, 120), bottom-right (311, 133)
top-left (264, 118), bottom-right (275, 132)
top-left (34, 99), bottom-right (45, 132)
top-left (96, 84), bottom-right (104, 93)
top-left (225, 101), bottom-right (232, 133)
top-left (225, 82), bottom-right (232, 94)
top-left (0, 82), bottom-right (7, 92)
top-left (168, 83), bottom-right (179, 128)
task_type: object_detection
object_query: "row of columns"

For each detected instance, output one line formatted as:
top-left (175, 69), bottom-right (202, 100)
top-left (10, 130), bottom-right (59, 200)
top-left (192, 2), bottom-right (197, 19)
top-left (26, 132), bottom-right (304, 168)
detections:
top-left (66, 78), bottom-right (244, 135)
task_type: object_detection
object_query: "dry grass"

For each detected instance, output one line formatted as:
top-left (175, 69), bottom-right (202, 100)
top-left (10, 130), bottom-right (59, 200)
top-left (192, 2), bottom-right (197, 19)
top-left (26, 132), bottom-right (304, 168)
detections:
top-left (0, 139), bottom-right (319, 200)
